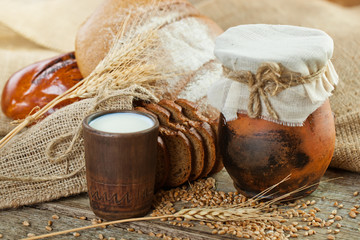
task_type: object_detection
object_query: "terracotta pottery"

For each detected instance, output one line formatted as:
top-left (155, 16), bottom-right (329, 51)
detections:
top-left (219, 99), bottom-right (335, 199)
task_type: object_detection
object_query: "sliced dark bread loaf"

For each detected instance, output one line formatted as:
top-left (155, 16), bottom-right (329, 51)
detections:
top-left (134, 107), bottom-right (170, 189)
top-left (158, 99), bottom-right (216, 178)
top-left (135, 106), bottom-right (191, 187)
top-left (175, 99), bottom-right (209, 122)
top-left (159, 127), bottom-right (192, 187)
top-left (157, 99), bottom-right (205, 181)
top-left (142, 103), bottom-right (202, 181)
top-left (174, 99), bottom-right (223, 175)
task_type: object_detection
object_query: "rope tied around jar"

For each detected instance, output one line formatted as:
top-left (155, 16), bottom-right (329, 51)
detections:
top-left (222, 62), bottom-right (326, 120)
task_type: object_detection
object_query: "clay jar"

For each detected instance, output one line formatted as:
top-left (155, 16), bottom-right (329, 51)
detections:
top-left (219, 99), bottom-right (335, 199)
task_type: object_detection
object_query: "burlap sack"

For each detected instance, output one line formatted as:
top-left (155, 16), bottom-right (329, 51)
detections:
top-left (196, 0), bottom-right (360, 173)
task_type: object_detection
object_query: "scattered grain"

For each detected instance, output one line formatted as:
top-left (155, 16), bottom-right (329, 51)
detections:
top-left (52, 214), bottom-right (60, 220)
top-left (73, 232), bottom-right (80, 237)
top-left (334, 216), bottom-right (342, 221)
top-left (333, 202), bottom-right (338, 207)
top-left (27, 233), bottom-right (36, 237)
top-left (354, 191), bottom-right (359, 196)
top-left (22, 221), bottom-right (30, 227)
top-left (149, 232), bottom-right (155, 237)
top-left (109, 237), bottom-right (116, 240)
top-left (0, 234), bottom-right (3, 238)
top-left (336, 223), bottom-right (341, 228)
top-left (338, 204), bottom-right (344, 209)
top-left (350, 211), bottom-right (357, 218)
top-left (127, 228), bottom-right (135, 232)
top-left (327, 234), bottom-right (335, 240)
top-left (45, 226), bottom-right (52, 231)
top-left (334, 229), bottom-right (340, 234)
top-left (47, 220), bottom-right (53, 226)
top-left (332, 210), bottom-right (337, 215)
top-left (98, 234), bottom-right (104, 239)
top-left (79, 216), bottom-right (87, 220)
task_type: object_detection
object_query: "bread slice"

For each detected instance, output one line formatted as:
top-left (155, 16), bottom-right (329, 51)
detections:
top-left (175, 99), bottom-right (209, 122)
top-left (134, 107), bottom-right (170, 189)
top-left (135, 106), bottom-right (191, 187)
top-left (159, 127), bottom-right (191, 187)
top-left (174, 99), bottom-right (223, 175)
top-left (158, 99), bottom-right (216, 178)
top-left (208, 118), bottom-right (224, 175)
top-left (142, 103), bottom-right (206, 180)
top-left (156, 136), bottom-right (170, 190)
top-left (157, 100), bottom-right (205, 180)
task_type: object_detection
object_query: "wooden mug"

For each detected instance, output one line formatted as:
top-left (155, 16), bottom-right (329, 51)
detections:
top-left (83, 110), bottom-right (159, 220)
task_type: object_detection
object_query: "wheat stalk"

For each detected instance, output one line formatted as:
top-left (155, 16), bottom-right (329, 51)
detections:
top-left (0, 10), bottom-right (166, 149)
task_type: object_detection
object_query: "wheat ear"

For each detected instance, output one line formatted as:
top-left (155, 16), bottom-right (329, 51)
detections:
top-left (0, 12), bottom-right (165, 149)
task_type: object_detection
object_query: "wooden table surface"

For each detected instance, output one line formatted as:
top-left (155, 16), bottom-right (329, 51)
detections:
top-left (1, 168), bottom-right (360, 240)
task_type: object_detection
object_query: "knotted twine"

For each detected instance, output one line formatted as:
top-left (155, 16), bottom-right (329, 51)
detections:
top-left (222, 62), bottom-right (327, 120)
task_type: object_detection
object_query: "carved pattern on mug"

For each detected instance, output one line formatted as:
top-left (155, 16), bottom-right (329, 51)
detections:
top-left (89, 182), bottom-right (153, 208)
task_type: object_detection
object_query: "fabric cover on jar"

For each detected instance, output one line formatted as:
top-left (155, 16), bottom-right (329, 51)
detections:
top-left (208, 24), bottom-right (339, 126)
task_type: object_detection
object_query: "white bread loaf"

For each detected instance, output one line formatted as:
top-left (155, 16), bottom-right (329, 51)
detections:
top-left (75, 0), bottom-right (223, 117)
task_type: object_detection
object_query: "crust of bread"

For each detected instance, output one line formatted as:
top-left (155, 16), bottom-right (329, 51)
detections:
top-left (135, 107), bottom-right (171, 189)
top-left (75, 0), bottom-right (201, 77)
top-left (174, 99), bottom-right (220, 177)
top-left (158, 99), bottom-right (205, 180)
top-left (159, 127), bottom-right (191, 187)
top-left (156, 136), bottom-right (170, 189)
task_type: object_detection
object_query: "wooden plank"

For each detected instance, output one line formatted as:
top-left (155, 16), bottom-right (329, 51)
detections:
top-left (0, 207), bottom-right (158, 240)
top-left (35, 200), bottom-right (234, 240)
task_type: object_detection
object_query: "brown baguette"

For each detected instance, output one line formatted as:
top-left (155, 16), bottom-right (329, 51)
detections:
top-left (142, 103), bottom-right (206, 181)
